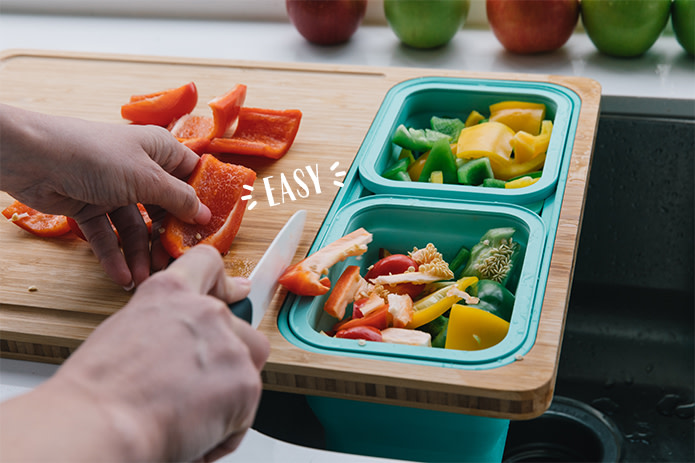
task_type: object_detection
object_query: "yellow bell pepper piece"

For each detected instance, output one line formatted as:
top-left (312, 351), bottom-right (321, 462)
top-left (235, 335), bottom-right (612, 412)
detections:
top-left (505, 176), bottom-right (540, 189)
top-left (444, 304), bottom-right (510, 351)
top-left (464, 110), bottom-right (485, 127)
top-left (494, 151), bottom-right (547, 180)
top-left (489, 101), bottom-right (546, 135)
top-left (429, 170), bottom-right (444, 183)
top-left (456, 121), bottom-right (514, 162)
top-left (511, 120), bottom-right (553, 163)
top-left (407, 277), bottom-right (478, 329)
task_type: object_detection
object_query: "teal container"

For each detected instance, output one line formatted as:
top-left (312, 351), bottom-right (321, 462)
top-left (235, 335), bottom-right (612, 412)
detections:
top-left (307, 395), bottom-right (510, 463)
top-left (275, 77), bottom-right (582, 463)
top-left (280, 196), bottom-right (546, 369)
top-left (358, 77), bottom-right (578, 208)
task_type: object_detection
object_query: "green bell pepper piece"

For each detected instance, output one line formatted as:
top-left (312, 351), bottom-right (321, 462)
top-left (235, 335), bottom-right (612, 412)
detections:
top-left (383, 157), bottom-right (411, 181)
top-left (457, 157), bottom-right (495, 186)
top-left (459, 227), bottom-right (521, 288)
top-left (482, 178), bottom-right (507, 188)
top-left (392, 124), bottom-right (451, 152)
top-left (418, 315), bottom-right (449, 349)
top-left (468, 279), bottom-right (515, 322)
top-left (449, 245), bottom-right (471, 275)
top-left (418, 138), bottom-right (458, 184)
top-left (430, 116), bottom-right (466, 140)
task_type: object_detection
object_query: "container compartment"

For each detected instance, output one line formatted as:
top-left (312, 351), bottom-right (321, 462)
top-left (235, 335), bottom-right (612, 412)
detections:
top-left (358, 77), bottom-right (579, 206)
top-left (282, 195), bottom-right (546, 369)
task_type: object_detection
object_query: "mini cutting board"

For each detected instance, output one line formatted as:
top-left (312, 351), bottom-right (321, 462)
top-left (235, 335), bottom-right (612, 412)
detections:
top-left (0, 50), bottom-right (600, 419)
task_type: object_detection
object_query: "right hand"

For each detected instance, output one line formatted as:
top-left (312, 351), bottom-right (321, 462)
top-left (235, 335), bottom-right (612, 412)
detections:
top-left (51, 244), bottom-right (270, 462)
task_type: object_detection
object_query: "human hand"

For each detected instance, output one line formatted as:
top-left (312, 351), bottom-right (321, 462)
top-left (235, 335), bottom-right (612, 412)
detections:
top-left (0, 104), bottom-right (211, 288)
top-left (48, 244), bottom-right (270, 462)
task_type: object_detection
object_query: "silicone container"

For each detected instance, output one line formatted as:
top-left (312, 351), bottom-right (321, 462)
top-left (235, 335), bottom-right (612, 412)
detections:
top-left (279, 195), bottom-right (546, 369)
top-left (357, 77), bottom-right (579, 207)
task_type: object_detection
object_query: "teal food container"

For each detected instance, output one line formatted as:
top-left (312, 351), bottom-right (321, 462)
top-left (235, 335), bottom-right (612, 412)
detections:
top-left (275, 76), bottom-right (582, 462)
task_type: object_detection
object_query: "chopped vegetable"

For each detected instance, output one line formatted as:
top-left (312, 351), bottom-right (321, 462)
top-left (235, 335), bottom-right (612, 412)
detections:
top-left (335, 326), bottom-right (383, 342)
top-left (381, 328), bottom-right (431, 347)
top-left (444, 304), bottom-right (510, 351)
top-left (406, 276), bottom-right (478, 329)
top-left (448, 245), bottom-right (471, 275)
top-left (2, 201), bottom-right (71, 238)
top-left (457, 157), bottom-right (495, 186)
top-left (459, 227), bottom-right (521, 287)
top-left (333, 305), bottom-right (390, 332)
top-left (207, 84), bottom-right (247, 139)
top-left (387, 293), bottom-right (414, 328)
top-left (489, 101), bottom-right (546, 135)
top-left (160, 154), bottom-right (256, 258)
top-left (430, 116), bottom-right (466, 139)
top-left (323, 265), bottom-right (364, 319)
top-left (121, 81), bottom-right (198, 127)
top-left (511, 120), bottom-right (553, 163)
top-left (468, 279), bottom-right (515, 322)
top-left (208, 107), bottom-right (303, 160)
top-left (279, 228), bottom-right (373, 296)
top-left (391, 124), bottom-right (451, 152)
top-left (418, 138), bottom-right (458, 184)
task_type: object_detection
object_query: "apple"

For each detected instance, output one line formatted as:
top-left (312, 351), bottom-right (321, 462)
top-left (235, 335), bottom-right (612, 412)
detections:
top-left (486, 0), bottom-right (579, 54)
top-left (672, 0), bottom-right (695, 55)
top-left (384, 0), bottom-right (470, 49)
top-left (286, 0), bottom-right (367, 45)
top-left (581, 0), bottom-right (672, 58)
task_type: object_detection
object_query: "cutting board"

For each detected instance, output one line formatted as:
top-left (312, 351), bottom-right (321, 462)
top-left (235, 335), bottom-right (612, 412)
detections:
top-left (0, 50), bottom-right (601, 419)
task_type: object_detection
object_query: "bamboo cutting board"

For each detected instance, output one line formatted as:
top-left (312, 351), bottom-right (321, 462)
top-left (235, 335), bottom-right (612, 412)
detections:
top-left (0, 50), bottom-right (601, 419)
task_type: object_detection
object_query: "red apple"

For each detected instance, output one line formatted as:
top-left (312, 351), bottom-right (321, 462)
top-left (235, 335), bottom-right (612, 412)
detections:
top-left (486, 0), bottom-right (579, 54)
top-left (286, 0), bottom-right (367, 45)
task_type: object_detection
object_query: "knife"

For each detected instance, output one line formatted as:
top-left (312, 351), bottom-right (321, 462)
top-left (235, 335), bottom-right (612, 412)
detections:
top-left (228, 210), bottom-right (306, 328)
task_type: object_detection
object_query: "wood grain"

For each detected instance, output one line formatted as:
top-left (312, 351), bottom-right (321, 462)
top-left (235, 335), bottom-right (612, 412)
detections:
top-left (0, 50), bottom-right (601, 418)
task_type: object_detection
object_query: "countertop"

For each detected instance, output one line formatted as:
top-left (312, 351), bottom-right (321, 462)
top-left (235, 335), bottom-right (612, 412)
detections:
top-left (0, 11), bottom-right (693, 463)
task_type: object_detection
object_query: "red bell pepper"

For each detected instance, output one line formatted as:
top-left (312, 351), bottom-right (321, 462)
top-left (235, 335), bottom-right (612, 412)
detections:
top-left (323, 265), bottom-right (364, 319)
top-left (160, 154), bottom-right (256, 258)
top-left (208, 107), bottom-right (303, 160)
top-left (333, 305), bottom-right (390, 332)
top-left (2, 201), bottom-right (70, 238)
top-left (278, 228), bottom-right (373, 296)
top-left (207, 84), bottom-right (247, 139)
top-left (121, 82), bottom-right (198, 127)
top-left (334, 325), bottom-right (383, 343)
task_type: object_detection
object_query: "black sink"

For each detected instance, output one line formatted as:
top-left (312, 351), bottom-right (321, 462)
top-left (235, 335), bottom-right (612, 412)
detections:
top-left (504, 104), bottom-right (695, 462)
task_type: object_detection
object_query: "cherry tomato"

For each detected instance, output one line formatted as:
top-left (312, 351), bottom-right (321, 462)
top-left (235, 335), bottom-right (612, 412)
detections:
top-left (365, 254), bottom-right (424, 299)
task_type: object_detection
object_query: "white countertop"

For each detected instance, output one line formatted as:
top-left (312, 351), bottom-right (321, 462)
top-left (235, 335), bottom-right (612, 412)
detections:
top-left (0, 10), bottom-right (693, 463)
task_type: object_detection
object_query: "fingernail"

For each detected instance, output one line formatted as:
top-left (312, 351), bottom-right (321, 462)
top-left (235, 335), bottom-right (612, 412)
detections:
top-left (122, 281), bottom-right (135, 292)
top-left (193, 203), bottom-right (211, 225)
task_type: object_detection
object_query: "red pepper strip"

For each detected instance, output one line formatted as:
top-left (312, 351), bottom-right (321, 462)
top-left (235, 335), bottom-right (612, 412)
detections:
top-left (208, 107), bottom-right (303, 160)
top-left (335, 326), bottom-right (383, 342)
top-left (160, 154), bottom-right (256, 258)
top-left (67, 204), bottom-right (153, 242)
top-left (333, 306), bottom-right (390, 332)
top-left (2, 201), bottom-right (70, 238)
top-left (278, 228), bottom-right (373, 296)
top-left (207, 84), bottom-right (247, 139)
top-left (169, 114), bottom-right (215, 139)
top-left (180, 137), bottom-right (211, 156)
top-left (323, 265), bottom-right (363, 319)
top-left (121, 82), bottom-right (198, 127)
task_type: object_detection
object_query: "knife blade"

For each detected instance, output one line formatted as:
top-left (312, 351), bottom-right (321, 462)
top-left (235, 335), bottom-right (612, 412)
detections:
top-left (228, 210), bottom-right (306, 328)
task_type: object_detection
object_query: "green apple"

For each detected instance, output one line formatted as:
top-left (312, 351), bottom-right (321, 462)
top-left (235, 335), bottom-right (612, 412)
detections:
top-left (581, 0), bottom-right (672, 57)
top-left (672, 0), bottom-right (695, 55)
top-left (384, 0), bottom-right (470, 49)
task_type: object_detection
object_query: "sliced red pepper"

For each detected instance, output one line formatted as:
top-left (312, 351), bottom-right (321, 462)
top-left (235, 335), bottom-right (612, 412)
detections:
top-left (160, 154), bottom-right (256, 258)
top-left (67, 203), bottom-right (153, 242)
top-left (333, 305), bottom-right (390, 332)
top-left (121, 82), bottom-right (198, 127)
top-left (208, 107), bottom-right (303, 160)
top-left (180, 137), bottom-right (211, 156)
top-left (278, 228), bottom-right (373, 296)
top-left (323, 265), bottom-right (363, 319)
top-left (353, 293), bottom-right (388, 317)
top-left (207, 84), bottom-right (247, 139)
top-left (169, 115), bottom-right (215, 139)
top-left (334, 326), bottom-right (383, 343)
top-left (364, 254), bottom-right (424, 299)
top-left (2, 201), bottom-right (71, 238)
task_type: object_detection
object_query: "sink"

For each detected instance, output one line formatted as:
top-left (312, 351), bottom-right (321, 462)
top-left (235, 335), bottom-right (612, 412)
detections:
top-left (254, 101), bottom-right (695, 462)
top-left (504, 102), bottom-right (694, 462)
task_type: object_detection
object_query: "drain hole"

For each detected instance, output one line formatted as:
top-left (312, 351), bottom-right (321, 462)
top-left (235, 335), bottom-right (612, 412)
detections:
top-left (503, 396), bottom-right (622, 463)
